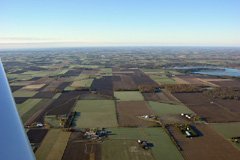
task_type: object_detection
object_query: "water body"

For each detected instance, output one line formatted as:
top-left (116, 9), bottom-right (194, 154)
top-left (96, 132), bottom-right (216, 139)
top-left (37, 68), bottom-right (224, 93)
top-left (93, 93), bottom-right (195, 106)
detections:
top-left (172, 66), bottom-right (240, 77)
top-left (194, 68), bottom-right (240, 77)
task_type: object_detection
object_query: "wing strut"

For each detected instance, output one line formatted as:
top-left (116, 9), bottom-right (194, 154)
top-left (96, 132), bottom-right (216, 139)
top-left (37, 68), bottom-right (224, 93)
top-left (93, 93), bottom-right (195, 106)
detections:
top-left (0, 59), bottom-right (35, 160)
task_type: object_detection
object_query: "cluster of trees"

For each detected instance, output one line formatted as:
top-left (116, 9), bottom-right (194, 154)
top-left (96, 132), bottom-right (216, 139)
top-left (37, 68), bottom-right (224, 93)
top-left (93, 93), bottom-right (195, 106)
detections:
top-left (138, 85), bottom-right (157, 93)
top-left (164, 84), bottom-right (202, 93)
top-left (204, 88), bottom-right (240, 100)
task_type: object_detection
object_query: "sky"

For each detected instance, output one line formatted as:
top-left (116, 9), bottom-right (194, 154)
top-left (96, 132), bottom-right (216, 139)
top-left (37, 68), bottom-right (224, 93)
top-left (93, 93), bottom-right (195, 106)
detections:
top-left (0, 0), bottom-right (240, 49)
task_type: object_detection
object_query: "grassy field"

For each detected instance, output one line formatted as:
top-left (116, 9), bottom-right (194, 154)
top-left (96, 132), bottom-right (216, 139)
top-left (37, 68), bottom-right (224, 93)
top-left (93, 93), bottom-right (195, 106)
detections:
top-left (53, 93), bottom-right (62, 99)
top-left (71, 79), bottom-right (93, 88)
top-left (10, 81), bottom-right (33, 86)
top-left (211, 122), bottom-right (240, 149)
top-left (22, 71), bottom-right (52, 77)
top-left (35, 129), bottom-right (70, 160)
top-left (7, 74), bottom-right (33, 81)
top-left (74, 100), bottom-right (118, 128)
top-left (22, 84), bottom-right (45, 90)
top-left (13, 89), bottom-right (38, 97)
top-left (148, 101), bottom-right (193, 116)
top-left (103, 128), bottom-right (183, 160)
top-left (21, 99), bottom-right (53, 123)
top-left (102, 139), bottom-right (154, 160)
top-left (17, 98), bottom-right (42, 116)
top-left (114, 91), bottom-right (144, 101)
top-left (149, 75), bottom-right (176, 85)
top-left (99, 68), bottom-right (112, 76)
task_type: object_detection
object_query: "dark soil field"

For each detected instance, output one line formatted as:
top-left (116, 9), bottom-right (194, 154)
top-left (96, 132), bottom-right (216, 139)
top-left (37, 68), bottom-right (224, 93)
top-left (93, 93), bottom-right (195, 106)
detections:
top-left (116, 101), bottom-right (157, 127)
top-left (167, 124), bottom-right (240, 160)
top-left (62, 132), bottom-right (101, 160)
top-left (46, 91), bottom-right (81, 115)
top-left (27, 129), bottom-right (48, 144)
top-left (173, 92), bottom-right (240, 122)
top-left (63, 69), bottom-right (82, 76)
top-left (91, 76), bottom-right (113, 97)
top-left (56, 82), bottom-right (71, 91)
top-left (131, 69), bottom-right (159, 87)
top-left (113, 74), bottom-right (138, 91)
top-left (27, 129), bottom-right (48, 152)
top-left (33, 91), bottom-right (56, 98)
top-left (14, 97), bottom-right (29, 104)
top-left (10, 85), bottom-right (23, 92)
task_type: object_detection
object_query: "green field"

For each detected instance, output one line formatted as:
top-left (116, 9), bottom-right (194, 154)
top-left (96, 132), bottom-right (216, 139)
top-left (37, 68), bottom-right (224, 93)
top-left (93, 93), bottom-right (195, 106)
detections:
top-left (71, 79), bottom-right (93, 88)
top-left (148, 101), bottom-right (193, 116)
top-left (149, 75), bottom-right (176, 85)
top-left (13, 89), bottom-right (38, 97)
top-left (114, 91), bottom-right (144, 101)
top-left (21, 99), bottom-right (53, 123)
top-left (99, 68), bottom-right (112, 76)
top-left (74, 100), bottom-right (118, 128)
top-left (36, 129), bottom-right (70, 160)
top-left (102, 139), bottom-right (154, 160)
top-left (103, 128), bottom-right (183, 160)
top-left (17, 98), bottom-right (42, 116)
top-left (211, 122), bottom-right (240, 149)
top-left (22, 71), bottom-right (52, 77)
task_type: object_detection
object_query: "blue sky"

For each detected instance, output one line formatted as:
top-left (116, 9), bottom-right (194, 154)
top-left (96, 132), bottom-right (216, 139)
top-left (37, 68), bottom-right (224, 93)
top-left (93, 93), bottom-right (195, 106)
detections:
top-left (0, 0), bottom-right (240, 48)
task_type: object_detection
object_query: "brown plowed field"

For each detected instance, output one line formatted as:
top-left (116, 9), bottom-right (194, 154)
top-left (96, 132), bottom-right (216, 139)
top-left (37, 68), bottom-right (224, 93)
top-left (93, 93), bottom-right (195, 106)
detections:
top-left (62, 132), bottom-right (101, 160)
top-left (33, 91), bottom-right (56, 98)
top-left (10, 85), bottom-right (23, 92)
top-left (173, 93), bottom-right (240, 122)
top-left (176, 76), bottom-right (206, 85)
top-left (167, 124), bottom-right (240, 160)
top-left (130, 69), bottom-right (159, 87)
top-left (27, 129), bottom-right (48, 144)
top-left (116, 101), bottom-right (157, 127)
top-left (14, 97), bottom-right (28, 104)
top-left (113, 74), bottom-right (138, 90)
top-left (209, 79), bottom-right (240, 88)
top-left (91, 76), bottom-right (113, 97)
top-left (142, 93), bottom-right (160, 101)
top-left (46, 91), bottom-right (81, 115)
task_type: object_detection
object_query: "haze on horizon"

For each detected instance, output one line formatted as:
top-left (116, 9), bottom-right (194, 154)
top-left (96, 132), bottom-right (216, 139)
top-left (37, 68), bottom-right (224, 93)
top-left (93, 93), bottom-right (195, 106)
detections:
top-left (0, 0), bottom-right (240, 49)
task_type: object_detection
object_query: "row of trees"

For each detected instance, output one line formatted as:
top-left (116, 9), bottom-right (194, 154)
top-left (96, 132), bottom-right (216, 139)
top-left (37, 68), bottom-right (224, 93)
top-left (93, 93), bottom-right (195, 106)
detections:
top-left (164, 84), bottom-right (202, 93)
top-left (204, 88), bottom-right (240, 100)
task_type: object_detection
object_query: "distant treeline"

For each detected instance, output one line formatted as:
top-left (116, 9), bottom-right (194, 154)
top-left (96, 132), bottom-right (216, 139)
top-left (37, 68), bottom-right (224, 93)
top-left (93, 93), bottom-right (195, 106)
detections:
top-left (204, 88), bottom-right (240, 100)
top-left (164, 84), bottom-right (203, 93)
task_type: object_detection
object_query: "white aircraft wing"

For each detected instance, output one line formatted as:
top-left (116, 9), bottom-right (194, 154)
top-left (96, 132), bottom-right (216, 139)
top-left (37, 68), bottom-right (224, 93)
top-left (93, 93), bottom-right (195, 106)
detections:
top-left (0, 60), bottom-right (35, 160)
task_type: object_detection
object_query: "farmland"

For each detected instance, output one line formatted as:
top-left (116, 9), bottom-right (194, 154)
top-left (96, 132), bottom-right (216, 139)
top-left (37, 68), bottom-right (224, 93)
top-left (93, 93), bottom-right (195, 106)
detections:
top-left (211, 122), bottom-right (240, 149)
top-left (35, 129), bottom-right (70, 160)
top-left (116, 101), bottom-right (157, 127)
top-left (148, 101), bottom-right (194, 116)
top-left (167, 124), bottom-right (240, 160)
top-left (73, 100), bottom-right (118, 128)
top-left (1, 47), bottom-right (240, 160)
top-left (105, 128), bottom-right (184, 160)
top-left (173, 92), bottom-right (240, 122)
top-left (114, 91), bottom-right (144, 101)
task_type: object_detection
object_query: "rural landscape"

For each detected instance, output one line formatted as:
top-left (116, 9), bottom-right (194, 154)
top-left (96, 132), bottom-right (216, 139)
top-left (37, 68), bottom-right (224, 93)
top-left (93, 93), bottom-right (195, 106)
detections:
top-left (1, 47), bottom-right (240, 160)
